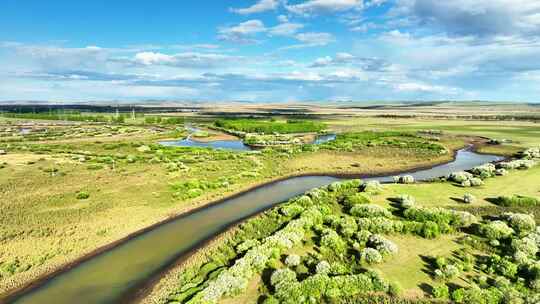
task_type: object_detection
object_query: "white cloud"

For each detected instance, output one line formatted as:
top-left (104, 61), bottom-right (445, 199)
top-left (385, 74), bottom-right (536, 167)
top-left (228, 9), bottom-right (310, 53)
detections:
top-left (269, 22), bottom-right (305, 36)
top-left (131, 52), bottom-right (243, 68)
top-left (230, 0), bottom-right (279, 15)
top-left (218, 20), bottom-right (267, 43)
top-left (286, 0), bottom-right (364, 16)
top-left (392, 0), bottom-right (540, 40)
top-left (294, 32), bottom-right (335, 45)
top-left (393, 82), bottom-right (459, 94)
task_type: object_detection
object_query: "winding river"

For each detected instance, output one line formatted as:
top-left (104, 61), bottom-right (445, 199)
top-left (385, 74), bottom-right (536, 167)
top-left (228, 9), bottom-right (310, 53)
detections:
top-left (5, 148), bottom-right (503, 304)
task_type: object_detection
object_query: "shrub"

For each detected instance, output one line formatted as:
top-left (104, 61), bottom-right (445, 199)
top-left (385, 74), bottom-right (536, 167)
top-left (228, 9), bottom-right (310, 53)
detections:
top-left (395, 194), bottom-right (415, 209)
top-left (339, 216), bottom-right (358, 237)
top-left (271, 268), bottom-right (297, 287)
top-left (281, 203), bottom-right (304, 217)
top-left (434, 264), bottom-right (460, 281)
top-left (285, 255), bottom-right (301, 267)
top-left (316, 261), bottom-right (331, 274)
top-left (421, 221), bottom-right (441, 239)
top-left (343, 193), bottom-right (371, 207)
top-left (463, 193), bottom-right (476, 204)
top-left (350, 204), bottom-right (391, 218)
top-left (432, 284), bottom-right (449, 299)
top-left (368, 234), bottom-right (398, 256)
top-left (479, 221), bottom-right (514, 240)
top-left (492, 195), bottom-right (540, 207)
top-left (512, 231), bottom-right (539, 259)
top-left (495, 168), bottom-right (507, 176)
top-left (469, 177), bottom-right (484, 187)
top-left (360, 248), bottom-right (383, 264)
top-left (449, 171), bottom-right (473, 183)
top-left (398, 175), bottom-right (415, 184)
top-left (501, 213), bottom-right (536, 235)
top-left (499, 159), bottom-right (537, 170)
top-left (76, 191), bottom-right (90, 200)
top-left (236, 239), bottom-right (260, 253)
top-left (320, 229), bottom-right (347, 255)
top-left (403, 206), bottom-right (477, 227)
top-left (471, 163), bottom-right (496, 178)
top-left (361, 181), bottom-right (383, 194)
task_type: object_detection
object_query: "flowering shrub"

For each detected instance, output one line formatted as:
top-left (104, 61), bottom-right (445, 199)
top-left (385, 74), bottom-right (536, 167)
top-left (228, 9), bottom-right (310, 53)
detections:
top-left (511, 237), bottom-right (538, 261)
top-left (236, 239), bottom-right (260, 253)
top-left (368, 234), bottom-right (398, 256)
top-left (360, 181), bottom-right (383, 194)
top-left (493, 195), bottom-right (540, 207)
top-left (395, 194), bottom-right (415, 209)
top-left (295, 195), bottom-right (314, 207)
top-left (495, 168), bottom-right (508, 176)
top-left (499, 159), bottom-right (537, 170)
top-left (470, 163), bottom-right (496, 178)
top-left (343, 193), bottom-right (371, 207)
top-left (188, 206), bottom-right (322, 303)
top-left (404, 206), bottom-right (477, 227)
top-left (448, 171), bottom-right (473, 183)
top-left (501, 212), bottom-right (536, 235)
top-left (434, 264), bottom-right (460, 281)
top-left (272, 272), bottom-right (389, 303)
top-left (270, 268), bottom-right (297, 288)
top-left (398, 175), bottom-right (415, 184)
top-left (320, 229), bottom-right (347, 255)
top-left (522, 147), bottom-right (540, 159)
top-left (479, 221), bottom-right (514, 240)
top-left (360, 248), bottom-right (383, 264)
top-left (285, 254), bottom-right (301, 267)
top-left (350, 204), bottom-right (392, 218)
top-left (463, 193), bottom-right (476, 204)
top-left (338, 216), bottom-right (358, 237)
top-left (316, 261), bottom-right (331, 274)
top-left (462, 177), bottom-right (483, 187)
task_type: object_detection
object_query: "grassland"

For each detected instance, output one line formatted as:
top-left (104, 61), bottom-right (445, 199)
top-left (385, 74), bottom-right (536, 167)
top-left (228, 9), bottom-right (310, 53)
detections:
top-left (0, 104), bottom-right (539, 302)
top-left (214, 119), bottom-right (326, 134)
top-left (150, 153), bottom-right (539, 304)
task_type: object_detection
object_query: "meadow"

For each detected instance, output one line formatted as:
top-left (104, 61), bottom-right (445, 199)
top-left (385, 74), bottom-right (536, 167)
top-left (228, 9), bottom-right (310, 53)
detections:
top-left (151, 150), bottom-right (540, 304)
top-left (0, 105), bottom-right (539, 304)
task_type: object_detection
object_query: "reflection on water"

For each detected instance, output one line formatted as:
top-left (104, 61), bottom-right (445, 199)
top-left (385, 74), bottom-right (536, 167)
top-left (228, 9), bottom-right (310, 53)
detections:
top-left (10, 148), bottom-right (502, 304)
top-left (160, 139), bottom-right (252, 151)
top-left (313, 133), bottom-right (336, 145)
top-left (159, 132), bottom-right (336, 151)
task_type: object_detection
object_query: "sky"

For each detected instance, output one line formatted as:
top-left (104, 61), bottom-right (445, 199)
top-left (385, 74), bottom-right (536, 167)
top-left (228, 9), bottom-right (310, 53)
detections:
top-left (1, 0), bottom-right (540, 103)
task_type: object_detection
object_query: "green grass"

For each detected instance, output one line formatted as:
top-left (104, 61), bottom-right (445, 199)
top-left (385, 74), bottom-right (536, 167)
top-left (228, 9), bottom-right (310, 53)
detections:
top-left (371, 234), bottom-right (462, 292)
top-left (215, 118), bottom-right (326, 134)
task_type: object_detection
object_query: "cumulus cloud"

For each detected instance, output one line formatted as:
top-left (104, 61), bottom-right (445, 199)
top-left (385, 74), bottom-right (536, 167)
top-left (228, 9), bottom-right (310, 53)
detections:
top-left (230, 0), bottom-right (280, 15)
top-left (310, 52), bottom-right (389, 71)
top-left (285, 0), bottom-right (364, 16)
top-left (269, 21), bottom-right (305, 36)
top-left (293, 32), bottom-right (335, 46)
top-left (393, 0), bottom-right (540, 40)
top-left (218, 20), bottom-right (267, 43)
top-left (393, 82), bottom-right (459, 94)
top-left (128, 52), bottom-right (242, 68)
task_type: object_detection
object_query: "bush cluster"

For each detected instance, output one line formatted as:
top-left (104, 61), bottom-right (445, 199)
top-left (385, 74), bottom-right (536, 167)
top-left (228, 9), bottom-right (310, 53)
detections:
top-left (350, 204), bottom-right (392, 218)
top-left (403, 206), bottom-right (477, 228)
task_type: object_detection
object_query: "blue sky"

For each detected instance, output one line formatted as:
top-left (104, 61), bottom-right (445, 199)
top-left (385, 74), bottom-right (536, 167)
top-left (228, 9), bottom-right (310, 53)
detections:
top-left (1, 0), bottom-right (540, 103)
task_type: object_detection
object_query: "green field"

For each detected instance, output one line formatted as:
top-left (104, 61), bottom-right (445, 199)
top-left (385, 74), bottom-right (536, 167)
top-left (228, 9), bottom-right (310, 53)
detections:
top-left (0, 107), bottom-right (539, 303)
top-left (155, 155), bottom-right (539, 304)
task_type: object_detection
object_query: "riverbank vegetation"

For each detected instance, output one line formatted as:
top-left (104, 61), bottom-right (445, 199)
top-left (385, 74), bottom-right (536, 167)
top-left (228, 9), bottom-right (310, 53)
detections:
top-left (214, 119), bottom-right (326, 134)
top-left (147, 148), bottom-right (539, 304)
